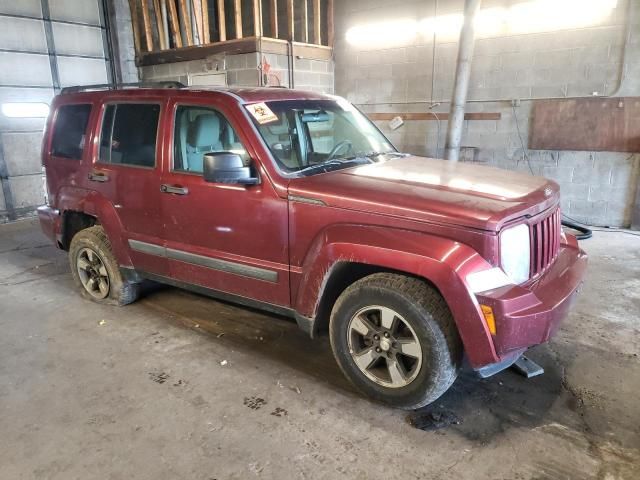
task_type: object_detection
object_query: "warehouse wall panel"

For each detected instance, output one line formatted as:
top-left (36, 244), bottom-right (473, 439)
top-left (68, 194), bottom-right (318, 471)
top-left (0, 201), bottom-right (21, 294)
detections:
top-left (2, 132), bottom-right (43, 177)
top-left (9, 174), bottom-right (44, 210)
top-left (49, 0), bottom-right (101, 25)
top-left (0, 0), bottom-right (42, 17)
top-left (57, 56), bottom-right (108, 87)
top-left (0, 17), bottom-right (47, 52)
top-left (0, 52), bottom-right (53, 87)
top-left (52, 23), bottom-right (104, 57)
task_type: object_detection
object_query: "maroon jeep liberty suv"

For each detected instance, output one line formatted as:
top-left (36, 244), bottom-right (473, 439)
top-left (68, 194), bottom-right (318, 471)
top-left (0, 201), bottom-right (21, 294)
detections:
top-left (38, 83), bottom-right (587, 409)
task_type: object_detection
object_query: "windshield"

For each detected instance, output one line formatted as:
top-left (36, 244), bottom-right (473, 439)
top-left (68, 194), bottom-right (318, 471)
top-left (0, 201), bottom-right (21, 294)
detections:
top-left (246, 98), bottom-right (397, 175)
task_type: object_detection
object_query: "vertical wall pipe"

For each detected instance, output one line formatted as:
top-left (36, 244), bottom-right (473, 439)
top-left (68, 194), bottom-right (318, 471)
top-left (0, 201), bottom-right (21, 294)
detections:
top-left (444, 0), bottom-right (481, 161)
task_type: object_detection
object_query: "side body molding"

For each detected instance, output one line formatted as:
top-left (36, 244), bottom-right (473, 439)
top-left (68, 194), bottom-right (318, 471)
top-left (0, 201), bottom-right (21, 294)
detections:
top-left (128, 240), bottom-right (279, 283)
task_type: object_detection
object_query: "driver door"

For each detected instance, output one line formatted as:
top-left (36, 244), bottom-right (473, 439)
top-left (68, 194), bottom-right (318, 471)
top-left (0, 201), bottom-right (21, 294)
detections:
top-left (159, 97), bottom-right (290, 307)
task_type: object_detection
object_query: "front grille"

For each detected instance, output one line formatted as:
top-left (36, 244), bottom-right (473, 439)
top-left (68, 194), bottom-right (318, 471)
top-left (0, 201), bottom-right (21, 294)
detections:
top-left (530, 207), bottom-right (561, 277)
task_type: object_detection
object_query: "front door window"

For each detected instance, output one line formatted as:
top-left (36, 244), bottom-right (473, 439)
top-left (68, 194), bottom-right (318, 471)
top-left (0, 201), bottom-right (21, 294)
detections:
top-left (172, 105), bottom-right (248, 173)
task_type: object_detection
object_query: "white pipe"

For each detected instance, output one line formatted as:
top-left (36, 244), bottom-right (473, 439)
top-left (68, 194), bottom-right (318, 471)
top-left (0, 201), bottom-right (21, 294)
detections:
top-left (444, 0), bottom-right (481, 161)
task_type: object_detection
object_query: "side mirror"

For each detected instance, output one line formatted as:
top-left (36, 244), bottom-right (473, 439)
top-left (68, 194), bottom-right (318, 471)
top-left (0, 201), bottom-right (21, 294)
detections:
top-left (203, 152), bottom-right (260, 185)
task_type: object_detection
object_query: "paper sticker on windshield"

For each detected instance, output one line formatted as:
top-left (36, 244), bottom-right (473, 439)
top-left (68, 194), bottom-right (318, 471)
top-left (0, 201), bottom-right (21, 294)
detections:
top-left (246, 102), bottom-right (278, 124)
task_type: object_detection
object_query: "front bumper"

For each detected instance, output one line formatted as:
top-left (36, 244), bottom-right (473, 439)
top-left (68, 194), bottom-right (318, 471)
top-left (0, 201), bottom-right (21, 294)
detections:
top-left (475, 235), bottom-right (587, 363)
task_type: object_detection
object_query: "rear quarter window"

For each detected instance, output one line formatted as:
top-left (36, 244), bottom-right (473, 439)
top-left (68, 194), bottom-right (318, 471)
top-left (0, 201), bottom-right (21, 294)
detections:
top-left (50, 104), bottom-right (92, 160)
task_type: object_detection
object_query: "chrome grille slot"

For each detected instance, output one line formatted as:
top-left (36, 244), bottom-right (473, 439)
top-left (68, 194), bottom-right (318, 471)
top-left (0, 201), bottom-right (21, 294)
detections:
top-left (530, 207), bottom-right (561, 277)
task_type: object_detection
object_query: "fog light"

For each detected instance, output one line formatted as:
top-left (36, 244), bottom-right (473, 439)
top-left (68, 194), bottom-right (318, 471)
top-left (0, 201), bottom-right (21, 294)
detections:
top-left (480, 304), bottom-right (496, 335)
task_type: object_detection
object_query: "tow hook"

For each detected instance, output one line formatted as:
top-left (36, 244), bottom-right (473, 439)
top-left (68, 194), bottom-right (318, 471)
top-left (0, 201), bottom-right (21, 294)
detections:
top-left (511, 355), bottom-right (545, 378)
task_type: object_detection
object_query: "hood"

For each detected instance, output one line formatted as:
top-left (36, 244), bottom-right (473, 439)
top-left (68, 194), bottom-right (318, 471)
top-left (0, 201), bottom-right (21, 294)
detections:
top-left (288, 156), bottom-right (560, 232)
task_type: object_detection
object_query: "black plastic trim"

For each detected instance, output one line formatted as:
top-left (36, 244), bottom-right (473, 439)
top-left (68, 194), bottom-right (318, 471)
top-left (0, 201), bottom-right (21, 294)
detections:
top-left (288, 194), bottom-right (326, 206)
top-left (137, 270), bottom-right (295, 319)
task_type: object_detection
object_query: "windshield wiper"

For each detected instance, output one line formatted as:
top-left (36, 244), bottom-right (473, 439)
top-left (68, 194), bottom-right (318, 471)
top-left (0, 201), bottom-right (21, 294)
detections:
top-left (295, 157), bottom-right (371, 176)
top-left (294, 150), bottom-right (403, 176)
top-left (340, 151), bottom-right (402, 161)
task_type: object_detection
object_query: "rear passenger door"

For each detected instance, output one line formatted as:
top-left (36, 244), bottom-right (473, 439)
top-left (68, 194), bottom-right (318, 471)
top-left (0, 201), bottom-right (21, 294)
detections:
top-left (90, 100), bottom-right (168, 275)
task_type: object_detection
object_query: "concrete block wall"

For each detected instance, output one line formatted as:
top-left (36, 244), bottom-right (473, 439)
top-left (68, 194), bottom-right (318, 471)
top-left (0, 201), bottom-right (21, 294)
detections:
top-left (260, 53), bottom-right (335, 93)
top-left (335, 0), bottom-right (640, 227)
top-left (140, 52), bottom-right (261, 86)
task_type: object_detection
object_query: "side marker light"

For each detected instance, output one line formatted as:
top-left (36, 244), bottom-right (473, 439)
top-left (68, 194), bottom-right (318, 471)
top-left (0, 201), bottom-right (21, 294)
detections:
top-left (480, 304), bottom-right (496, 335)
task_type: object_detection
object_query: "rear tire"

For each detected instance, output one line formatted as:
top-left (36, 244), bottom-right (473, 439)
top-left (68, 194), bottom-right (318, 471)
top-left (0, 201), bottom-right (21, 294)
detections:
top-left (69, 225), bottom-right (140, 306)
top-left (329, 273), bottom-right (462, 410)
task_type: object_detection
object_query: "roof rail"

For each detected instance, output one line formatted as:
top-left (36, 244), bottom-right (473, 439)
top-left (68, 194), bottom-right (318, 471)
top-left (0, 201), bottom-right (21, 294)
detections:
top-left (60, 81), bottom-right (186, 95)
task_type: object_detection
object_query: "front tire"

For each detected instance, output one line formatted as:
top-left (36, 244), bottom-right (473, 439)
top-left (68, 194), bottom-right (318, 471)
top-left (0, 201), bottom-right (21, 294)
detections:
top-left (329, 273), bottom-right (462, 409)
top-left (69, 225), bottom-right (140, 306)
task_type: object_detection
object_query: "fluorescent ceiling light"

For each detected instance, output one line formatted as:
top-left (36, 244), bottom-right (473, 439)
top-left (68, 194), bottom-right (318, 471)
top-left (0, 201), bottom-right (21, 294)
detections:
top-left (2, 102), bottom-right (50, 118)
top-left (1, 102), bottom-right (50, 118)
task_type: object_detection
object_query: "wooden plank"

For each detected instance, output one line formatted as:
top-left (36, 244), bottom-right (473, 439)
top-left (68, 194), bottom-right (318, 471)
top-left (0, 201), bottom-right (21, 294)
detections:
top-left (178, 0), bottom-right (194, 45)
top-left (312, 0), bottom-right (320, 44)
top-left (286, 0), bottom-right (294, 41)
top-left (138, 36), bottom-right (332, 65)
top-left (253, 0), bottom-right (262, 37)
top-left (152, 0), bottom-right (167, 50)
top-left (140, 37), bottom-right (259, 65)
top-left (327, 0), bottom-right (333, 47)
top-left (128, 0), bottom-right (143, 56)
top-left (269, 0), bottom-right (278, 38)
top-left (201, 0), bottom-right (210, 43)
top-left (234, 0), bottom-right (242, 38)
top-left (167, 0), bottom-right (183, 47)
top-left (366, 112), bottom-right (502, 121)
top-left (302, 0), bottom-right (308, 43)
top-left (530, 98), bottom-right (640, 153)
top-left (217, 0), bottom-right (226, 41)
top-left (193, 0), bottom-right (204, 43)
top-left (141, 0), bottom-right (154, 51)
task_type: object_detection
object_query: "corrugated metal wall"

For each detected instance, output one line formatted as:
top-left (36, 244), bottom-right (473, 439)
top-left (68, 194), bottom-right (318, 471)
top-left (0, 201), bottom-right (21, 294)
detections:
top-left (0, 0), bottom-right (113, 222)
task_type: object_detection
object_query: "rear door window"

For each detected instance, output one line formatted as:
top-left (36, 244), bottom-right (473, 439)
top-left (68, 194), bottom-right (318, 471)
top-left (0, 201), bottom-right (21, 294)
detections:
top-left (50, 104), bottom-right (92, 160)
top-left (99, 103), bottom-right (160, 168)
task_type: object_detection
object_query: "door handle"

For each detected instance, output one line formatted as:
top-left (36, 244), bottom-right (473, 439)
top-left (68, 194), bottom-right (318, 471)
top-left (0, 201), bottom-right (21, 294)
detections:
top-left (160, 184), bottom-right (189, 195)
top-left (88, 172), bottom-right (109, 182)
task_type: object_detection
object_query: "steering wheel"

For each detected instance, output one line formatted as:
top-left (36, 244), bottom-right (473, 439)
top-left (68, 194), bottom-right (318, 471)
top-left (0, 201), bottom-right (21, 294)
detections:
top-left (326, 140), bottom-right (353, 161)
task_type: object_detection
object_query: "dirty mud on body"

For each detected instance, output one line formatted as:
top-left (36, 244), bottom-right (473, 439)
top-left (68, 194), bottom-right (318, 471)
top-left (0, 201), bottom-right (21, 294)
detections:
top-left (0, 219), bottom-right (639, 479)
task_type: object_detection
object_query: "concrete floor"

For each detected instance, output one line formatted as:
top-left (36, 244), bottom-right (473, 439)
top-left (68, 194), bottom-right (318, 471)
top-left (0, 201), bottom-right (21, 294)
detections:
top-left (0, 219), bottom-right (638, 480)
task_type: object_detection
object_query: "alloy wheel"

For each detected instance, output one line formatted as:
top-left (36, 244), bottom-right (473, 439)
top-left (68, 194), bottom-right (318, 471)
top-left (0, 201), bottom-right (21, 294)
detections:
top-left (76, 247), bottom-right (110, 299)
top-left (347, 305), bottom-right (423, 388)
